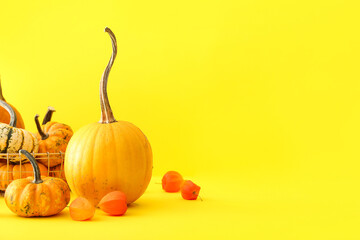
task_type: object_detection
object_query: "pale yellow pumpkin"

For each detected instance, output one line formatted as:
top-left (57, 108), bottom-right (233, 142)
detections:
top-left (65, 27), bottom-right (153, 206)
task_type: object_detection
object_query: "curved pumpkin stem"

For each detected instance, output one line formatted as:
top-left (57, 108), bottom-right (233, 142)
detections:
top-left (35, 114), bottom-right (49, 140)
top-left (0, 100), bottom-right (17, 127)
top-left (42, 106), bottom-right (56, 125)
top-left (99, 27), bottom-right (117, 124)
top-left (19, 150), bottom-right (43, 184)
top-left (0, 76), bottom-right (5, 101)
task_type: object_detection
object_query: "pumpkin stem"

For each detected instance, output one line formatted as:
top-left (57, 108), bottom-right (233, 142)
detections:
top-left (99, 27), bottom-right (117, 124)
top-left (42, 106), bottom-right (56, 125)
top-left (0, 76), bottom-right (5, 101)
top-left (35, 114), bottom-right (49, 140)
top-left (19, 150), bottom-right (43, 184)
top-left (0, 100), bottom-right (17, 127)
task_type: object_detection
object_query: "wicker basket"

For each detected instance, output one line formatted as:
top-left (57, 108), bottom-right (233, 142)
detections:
top-left (0, 152), bottom-right (66, 191)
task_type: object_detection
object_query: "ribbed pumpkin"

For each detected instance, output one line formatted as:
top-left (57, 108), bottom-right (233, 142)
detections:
top-left (65, 27), bottom-right (153, 205)
top-left (0, 159), bottom-right (48, 190)
top-left (4, 150), bottom-right (70, 217)
top-left (35, 106), bottom-right (73, 167)
top-left (0, 100), bottom-right (39, 162)
top-left (0, 79), bottom-right (25, 129)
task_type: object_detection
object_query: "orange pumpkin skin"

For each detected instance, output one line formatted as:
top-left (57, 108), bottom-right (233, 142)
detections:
top-left (0, 103), bottom-right (25, 129)
top-left (0, 162), bottom-right (48, 190)
top-left (50, 163), bottom-right (66, 181)
top-left (5, 176), bottom-right (70, 217)
top-left (65, 121), bottom-right (153, 205)
top-left (39, 121), bottom-right (73, 143)
top-left (0, 81), bottom-right (25, 129)
top-left (36, 121), bottom-right (73, 167)
top-left (0, 162), bottom-right (5, 188)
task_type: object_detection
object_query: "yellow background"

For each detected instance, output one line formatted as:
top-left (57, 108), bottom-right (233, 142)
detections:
top-left (1, 0), bottom-right (360, 239)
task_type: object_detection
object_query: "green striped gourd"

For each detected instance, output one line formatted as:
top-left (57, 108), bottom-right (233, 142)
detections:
top-left (0, 100), bottom-right (38, 162)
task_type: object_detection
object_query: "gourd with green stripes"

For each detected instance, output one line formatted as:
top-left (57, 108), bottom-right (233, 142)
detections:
top-left (0, 100), bottom-right (38, 162)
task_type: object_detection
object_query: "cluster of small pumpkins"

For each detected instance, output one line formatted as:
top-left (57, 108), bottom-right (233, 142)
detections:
top-left (0, 83), bottom-right (74, 216)
top-left (0, 88), bottom-right (73, 190)
top-left (0, 27), bottom-right (154, 219)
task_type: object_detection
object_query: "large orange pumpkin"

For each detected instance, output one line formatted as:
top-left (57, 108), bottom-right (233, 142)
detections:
top-left (65, 27), bottom-right (153, 205)
top-left (0, 79), bottom-right (25, 129)
top-left (35, 107), bottom-right (73, 167)
top-left (4, 150), bottom-right (70, 217)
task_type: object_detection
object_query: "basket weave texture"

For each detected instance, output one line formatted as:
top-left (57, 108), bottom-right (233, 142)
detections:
top-left (0, 152), bottom-right (66, 191)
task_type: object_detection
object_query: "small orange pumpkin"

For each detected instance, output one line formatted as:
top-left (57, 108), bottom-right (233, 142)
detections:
top-left (4, 150), bottom-right (70, 217)
top-left (0, 159), bottom-right (48, 190)
top-left (0, 78), bottom-right (25, 129)
top-left (35, 107), bottom-right (73, 167)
